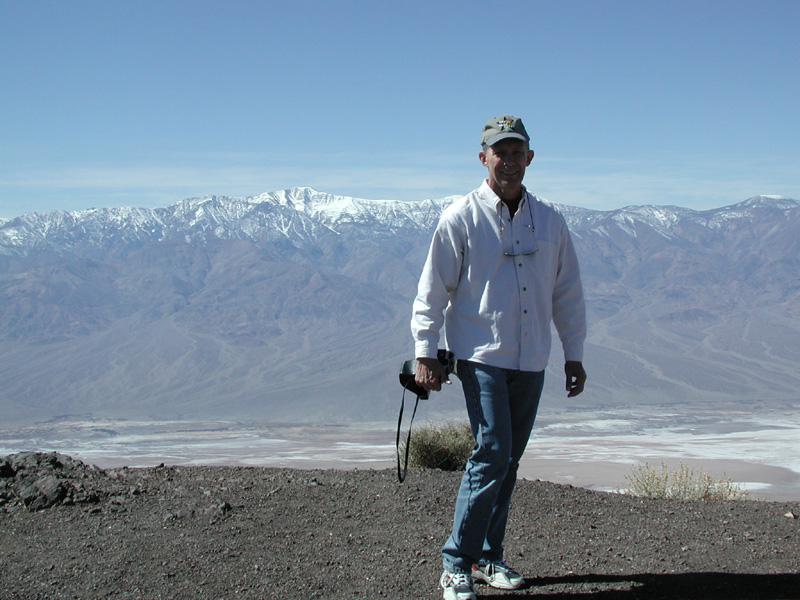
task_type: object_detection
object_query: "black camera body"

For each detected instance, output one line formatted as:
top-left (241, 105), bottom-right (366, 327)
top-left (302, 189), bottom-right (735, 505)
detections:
top-left (398, 349), bottom-right (456, 399)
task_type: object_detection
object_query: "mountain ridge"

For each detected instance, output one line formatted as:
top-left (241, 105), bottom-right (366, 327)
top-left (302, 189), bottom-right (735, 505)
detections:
top-left (4, 190), bottom-right (797, 255)
top-left (1, 189), bottom-right (798, 427)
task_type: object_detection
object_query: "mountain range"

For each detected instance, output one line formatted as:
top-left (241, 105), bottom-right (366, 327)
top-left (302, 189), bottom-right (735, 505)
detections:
top-left (1, 188), bottom-right (799, 428)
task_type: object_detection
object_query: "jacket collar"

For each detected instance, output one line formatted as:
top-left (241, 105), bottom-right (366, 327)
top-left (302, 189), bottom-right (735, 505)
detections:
top-left (479, 179), bottom-right (531, 212)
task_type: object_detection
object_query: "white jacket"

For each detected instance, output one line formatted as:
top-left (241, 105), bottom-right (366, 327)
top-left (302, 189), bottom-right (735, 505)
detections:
top-left (411, 180), bottom-right (586, 371)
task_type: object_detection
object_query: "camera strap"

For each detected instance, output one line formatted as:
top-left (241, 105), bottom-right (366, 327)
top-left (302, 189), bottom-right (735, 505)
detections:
top-left (395, 384), bottom-right (422, 483)
top-left (395, 351), bottom-right (454, 483)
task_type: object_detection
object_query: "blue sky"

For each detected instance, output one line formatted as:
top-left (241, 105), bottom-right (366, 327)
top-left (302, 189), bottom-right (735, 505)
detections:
top-left (1, 0), bottom-right (798, 219)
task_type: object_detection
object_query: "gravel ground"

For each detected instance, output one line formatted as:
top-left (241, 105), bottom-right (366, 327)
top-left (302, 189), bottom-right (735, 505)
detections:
top-left (1, 452), bottom-right (799, 599)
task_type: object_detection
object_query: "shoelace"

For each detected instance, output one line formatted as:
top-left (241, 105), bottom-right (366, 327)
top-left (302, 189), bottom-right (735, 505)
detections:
top-left (446, 572), bottom-right (472, 588)
top-left (479, 561), bottom-right (517, 577)
top-left (493, 561), bottom-right (514, 574)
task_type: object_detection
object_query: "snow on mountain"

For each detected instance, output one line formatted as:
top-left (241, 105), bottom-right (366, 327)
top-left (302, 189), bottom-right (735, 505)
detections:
top-left (4, 191), bottom-right (794, 256)
top-left (0, 187), bottom-right (459, 256)
top-left (1, 189), bottom-right (799, 428)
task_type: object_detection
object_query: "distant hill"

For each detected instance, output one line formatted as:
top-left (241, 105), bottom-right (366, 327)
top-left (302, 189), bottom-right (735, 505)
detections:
top-left (1, 188), bottom-right (798, 426)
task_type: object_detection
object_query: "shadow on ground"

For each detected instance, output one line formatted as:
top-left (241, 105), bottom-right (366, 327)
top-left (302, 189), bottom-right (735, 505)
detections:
top-left (488, 572), bottom-right (800, 599)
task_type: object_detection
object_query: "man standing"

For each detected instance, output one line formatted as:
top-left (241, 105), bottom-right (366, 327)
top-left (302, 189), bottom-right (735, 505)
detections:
top-left (411, 115), bottom-right (587, 600)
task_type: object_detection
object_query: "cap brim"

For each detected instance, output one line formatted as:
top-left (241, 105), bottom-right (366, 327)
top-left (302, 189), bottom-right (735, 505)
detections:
top-left (483, 132), bottom-right (528, 147)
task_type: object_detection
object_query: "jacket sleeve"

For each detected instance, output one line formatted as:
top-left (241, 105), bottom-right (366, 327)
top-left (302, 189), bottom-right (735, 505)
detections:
top-left (411, 214), bottom-right (464, 359)
top-left (551, 216), bottom-right (586, 362)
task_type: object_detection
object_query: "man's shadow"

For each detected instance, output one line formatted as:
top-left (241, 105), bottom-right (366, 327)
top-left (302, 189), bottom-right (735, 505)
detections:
top-left (485, 572), bottom-right (800, 599)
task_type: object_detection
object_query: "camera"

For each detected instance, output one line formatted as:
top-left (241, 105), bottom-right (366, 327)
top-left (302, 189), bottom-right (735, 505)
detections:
top-left (398, 349), bottom-right (456, 399)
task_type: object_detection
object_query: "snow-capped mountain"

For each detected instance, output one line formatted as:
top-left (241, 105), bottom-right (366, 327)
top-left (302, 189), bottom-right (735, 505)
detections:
top-left (0, 188), bottom-right (457, 255)
top-left (1, 189), bottom-right (798, 427)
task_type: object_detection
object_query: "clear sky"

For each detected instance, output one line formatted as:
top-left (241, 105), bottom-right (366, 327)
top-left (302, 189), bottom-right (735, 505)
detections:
top-left (1, 0), bottom-right (798, 219)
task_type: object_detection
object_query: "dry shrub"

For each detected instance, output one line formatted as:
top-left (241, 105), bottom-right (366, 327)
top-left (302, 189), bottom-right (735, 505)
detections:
top-left (402, 421), bottom-right (474, 472)
top-left (624, 462), bottom-right (748, 501)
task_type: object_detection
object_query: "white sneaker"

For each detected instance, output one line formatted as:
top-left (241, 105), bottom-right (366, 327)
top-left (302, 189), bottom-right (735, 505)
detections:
top-left (439, 570), bottom-right (476, 600)
top-left (472, 560), bottom-right (525, 590)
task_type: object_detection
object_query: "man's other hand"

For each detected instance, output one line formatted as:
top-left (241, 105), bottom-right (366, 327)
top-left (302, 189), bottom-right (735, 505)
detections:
top-left (415, 356), bottom-right (451, 392)
top-left (565, 361), bottom-right (587, 397)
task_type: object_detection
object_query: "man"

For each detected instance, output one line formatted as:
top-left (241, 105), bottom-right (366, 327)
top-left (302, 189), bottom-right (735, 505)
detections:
top-left (411, 115), bottom-right (587, 600)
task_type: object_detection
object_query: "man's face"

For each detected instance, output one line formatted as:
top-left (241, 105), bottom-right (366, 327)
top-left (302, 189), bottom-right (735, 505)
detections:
top-left (479, 138), bottom-right (534, 197)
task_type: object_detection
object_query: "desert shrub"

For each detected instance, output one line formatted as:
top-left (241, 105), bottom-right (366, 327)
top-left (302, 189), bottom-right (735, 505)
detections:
top-left (624, 462), bottom-right (748, 501)
top-left (401, 421), bottom-right (474, 471)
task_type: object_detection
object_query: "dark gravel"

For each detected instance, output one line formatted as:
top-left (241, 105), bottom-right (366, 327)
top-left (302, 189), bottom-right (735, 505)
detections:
top-left (1, 452), bottom-right (799, 599)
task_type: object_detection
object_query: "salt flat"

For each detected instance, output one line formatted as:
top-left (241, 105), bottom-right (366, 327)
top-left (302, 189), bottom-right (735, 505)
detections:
top-left (1, 406), bottom-right (798, 501)
top-left (523, 406), bottom-right (800, 501)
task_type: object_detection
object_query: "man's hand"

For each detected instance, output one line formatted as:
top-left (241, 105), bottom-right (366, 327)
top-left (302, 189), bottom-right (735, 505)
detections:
top-left (565, 361), bottom-right (587, 397)
top-left (415, 356), bottom-right (451, 393)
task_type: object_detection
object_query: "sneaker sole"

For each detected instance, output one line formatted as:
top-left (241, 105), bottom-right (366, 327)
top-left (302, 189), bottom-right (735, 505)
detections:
top-left (442, 593), bottom-right (477, 600)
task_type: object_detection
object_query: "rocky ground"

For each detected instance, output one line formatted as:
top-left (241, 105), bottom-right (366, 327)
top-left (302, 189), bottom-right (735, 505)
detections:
top-left (1, 452), bottom-right (799, 599)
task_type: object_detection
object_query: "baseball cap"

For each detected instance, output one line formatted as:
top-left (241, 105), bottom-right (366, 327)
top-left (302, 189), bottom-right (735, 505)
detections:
top-left (481, 114), bottom-right (530, 147)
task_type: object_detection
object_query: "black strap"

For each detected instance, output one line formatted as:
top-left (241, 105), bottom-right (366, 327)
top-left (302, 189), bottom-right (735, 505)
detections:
top-left (396, 385), bottom-right (421, 483)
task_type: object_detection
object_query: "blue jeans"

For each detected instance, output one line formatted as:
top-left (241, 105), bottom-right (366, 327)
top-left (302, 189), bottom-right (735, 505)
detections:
top-left (442, 360), bottom-right (544, 573)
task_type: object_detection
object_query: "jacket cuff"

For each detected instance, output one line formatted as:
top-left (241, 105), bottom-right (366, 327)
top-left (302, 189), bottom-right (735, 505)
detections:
top-left (415, 341), bottom-right (438, 359)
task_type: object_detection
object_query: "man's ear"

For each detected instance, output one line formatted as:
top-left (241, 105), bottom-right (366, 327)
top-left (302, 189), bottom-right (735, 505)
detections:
top-left (479, 150), bottom-right (488, 166)
top-left (526, 150), bottom-right (534, 166)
